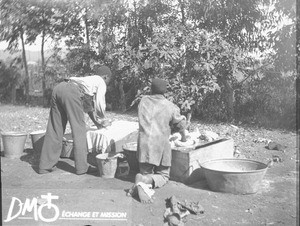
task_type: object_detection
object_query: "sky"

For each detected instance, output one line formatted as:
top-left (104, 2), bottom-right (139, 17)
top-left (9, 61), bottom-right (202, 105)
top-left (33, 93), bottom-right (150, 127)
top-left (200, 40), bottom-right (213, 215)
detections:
top-left (0, 41), bottom-right (38, 51)
top-left (0, 37), bottom-right (53, 51)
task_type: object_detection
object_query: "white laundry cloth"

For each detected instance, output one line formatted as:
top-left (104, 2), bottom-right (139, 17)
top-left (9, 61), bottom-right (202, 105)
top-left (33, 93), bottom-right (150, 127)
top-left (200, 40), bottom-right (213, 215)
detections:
top-left (86, 120), bottom-right (138, 153)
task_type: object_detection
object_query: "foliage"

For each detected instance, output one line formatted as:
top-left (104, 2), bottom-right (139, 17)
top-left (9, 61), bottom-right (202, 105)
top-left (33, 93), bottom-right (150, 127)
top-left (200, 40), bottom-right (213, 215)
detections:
top-left (0, 58), bottom-right (24, 102)
top-left (0, 0), bottom-right (28, 49)
top-left (64, 47), bottom-right (100, 76)
top-left (235, 71), bottom-right (296, 129)
top-left (44, 48), bottom-right (68, 85)
top-left (0, 0), bottom-right (296, 130)
top-left (272, 0), bottom-right (296, 73)
top-left (186, 0), bottom-right (265, 51)
top-left (112, 18), bottom-right (253, 117)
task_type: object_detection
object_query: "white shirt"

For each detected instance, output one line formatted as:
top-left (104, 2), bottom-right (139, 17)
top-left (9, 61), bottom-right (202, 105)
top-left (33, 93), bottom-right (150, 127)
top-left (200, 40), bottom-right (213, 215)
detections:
top-left (69, 75), bottom-right (106, 118)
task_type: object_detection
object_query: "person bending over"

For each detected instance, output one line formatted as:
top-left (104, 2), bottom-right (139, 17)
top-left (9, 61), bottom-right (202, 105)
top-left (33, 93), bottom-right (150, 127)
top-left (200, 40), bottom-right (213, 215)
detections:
top-left (39, 66), bottom-right (112, 175)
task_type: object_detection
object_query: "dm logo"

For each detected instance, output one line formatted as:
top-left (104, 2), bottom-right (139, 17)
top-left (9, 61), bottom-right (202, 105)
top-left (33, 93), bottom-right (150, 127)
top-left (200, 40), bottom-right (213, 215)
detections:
top-left (4, 193), bottom-right (60, 223)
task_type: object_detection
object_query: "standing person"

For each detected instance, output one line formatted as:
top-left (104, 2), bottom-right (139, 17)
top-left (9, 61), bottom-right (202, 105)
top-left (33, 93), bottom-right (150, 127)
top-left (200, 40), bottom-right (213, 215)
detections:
top-left (134, 78), bottom-right (187, 203)
top-left (39, 66), bottom-right (112, 175)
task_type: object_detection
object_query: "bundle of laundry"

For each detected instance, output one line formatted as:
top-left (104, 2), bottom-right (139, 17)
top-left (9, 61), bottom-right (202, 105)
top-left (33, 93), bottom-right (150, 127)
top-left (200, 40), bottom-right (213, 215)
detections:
top-left (86, 120), bottom-right (139, 153)
top-left (169, 128), bottom-right (201, 148)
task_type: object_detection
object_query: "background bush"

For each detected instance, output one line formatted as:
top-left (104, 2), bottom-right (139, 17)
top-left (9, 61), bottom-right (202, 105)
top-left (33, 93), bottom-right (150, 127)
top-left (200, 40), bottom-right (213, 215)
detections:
top-left (0, 0), bottom-right (296, 131)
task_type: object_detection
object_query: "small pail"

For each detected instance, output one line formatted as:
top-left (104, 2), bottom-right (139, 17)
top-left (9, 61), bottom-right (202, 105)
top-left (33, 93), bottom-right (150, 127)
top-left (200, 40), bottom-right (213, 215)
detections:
top-left (96, 153), bottom-right (118, 178)
top-left (30, 130), bottom-right (46, 153)
top-left (1, 132), bottom-right (28, 159)
top-left (116, 161), bottom-right (130, 177)
top-left (61, 134), bottom-right (74, 158)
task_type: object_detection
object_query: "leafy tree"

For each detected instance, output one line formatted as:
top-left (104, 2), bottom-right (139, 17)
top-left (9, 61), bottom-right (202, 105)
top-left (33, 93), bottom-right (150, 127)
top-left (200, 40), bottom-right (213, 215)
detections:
top-left (0, 0), bottom-right (296, 128)
top-left (0, 58), bottom-right (23, 103)
top-left (24, 0), bottom-right (69, 106)
top-left (101, 0), bottom-right (260, 119)
top-left (65, 47), bottom-right (99, 76)
top-left (272, 0), bottom-right (296, 73)
top-left (0, 0), bottom-right (31, 102)
top-left (57, 0), bottom-right (113, 75)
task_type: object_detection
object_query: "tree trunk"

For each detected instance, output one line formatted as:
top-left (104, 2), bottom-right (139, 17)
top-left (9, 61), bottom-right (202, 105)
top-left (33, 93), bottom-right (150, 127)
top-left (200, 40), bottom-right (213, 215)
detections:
top-left (84, 7), bottom-right (91, 73)
top-left (220, 77), bottom-right (234, 120)
top-left (85, 7), bottom-right (90, 48)
top-left (178, 0), bottom-right (185, 25)
top-left (41, 29), bottom-right (47, 107)
top-left (296, 77), bottom-right (300, 134)
top-left (20, 30), bottom-right (29, 103)
top-left (118, 81), bottom-right (126, 112)
top-left (11, 84), bottom-right (16, 105)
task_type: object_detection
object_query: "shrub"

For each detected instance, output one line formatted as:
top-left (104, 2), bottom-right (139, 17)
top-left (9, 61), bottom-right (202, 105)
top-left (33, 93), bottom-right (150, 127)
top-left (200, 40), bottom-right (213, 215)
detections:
top-left (235, 71), bottom-right (296, 129)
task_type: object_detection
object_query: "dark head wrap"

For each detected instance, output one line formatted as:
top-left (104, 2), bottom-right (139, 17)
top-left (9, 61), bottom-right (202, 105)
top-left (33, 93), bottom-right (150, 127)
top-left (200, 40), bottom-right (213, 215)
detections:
top-left (151, 78), bottom-right (167, 94)
top-left (94, 65), bottom-right (112, 84)
top-left (95, 65), bottom-right (112, 77)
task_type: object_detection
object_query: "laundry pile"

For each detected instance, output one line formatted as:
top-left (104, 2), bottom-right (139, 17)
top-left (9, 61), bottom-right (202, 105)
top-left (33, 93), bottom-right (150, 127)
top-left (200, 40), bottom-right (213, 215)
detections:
top-left (169, 128), bottom-right (220, 148)
top-left (86, 120), bottom-right (139, 153)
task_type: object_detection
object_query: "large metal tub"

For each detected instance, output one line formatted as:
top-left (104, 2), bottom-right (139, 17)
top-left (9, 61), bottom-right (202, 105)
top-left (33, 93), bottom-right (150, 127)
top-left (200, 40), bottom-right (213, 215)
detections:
top-left (201, 158), bottom-right (271, 194)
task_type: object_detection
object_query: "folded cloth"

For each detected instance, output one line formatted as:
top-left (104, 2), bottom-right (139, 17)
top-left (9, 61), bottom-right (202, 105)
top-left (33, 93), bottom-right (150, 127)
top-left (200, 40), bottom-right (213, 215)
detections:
top-left (200, 130), bottom-right (219, 142)
top-left (136, 182), bottom-right (155, 198)
top-left (86, 120), bottom-right (138, 153)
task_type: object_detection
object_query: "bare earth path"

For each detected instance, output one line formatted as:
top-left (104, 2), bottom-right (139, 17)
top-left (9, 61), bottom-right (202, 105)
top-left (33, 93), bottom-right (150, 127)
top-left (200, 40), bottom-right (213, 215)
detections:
top-left (1, 104), bottom-right (299, 225)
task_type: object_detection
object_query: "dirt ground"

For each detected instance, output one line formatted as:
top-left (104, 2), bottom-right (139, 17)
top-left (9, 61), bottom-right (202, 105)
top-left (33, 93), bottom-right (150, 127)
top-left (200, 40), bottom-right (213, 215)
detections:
top-left (0, 105), bottom-right (299, 226)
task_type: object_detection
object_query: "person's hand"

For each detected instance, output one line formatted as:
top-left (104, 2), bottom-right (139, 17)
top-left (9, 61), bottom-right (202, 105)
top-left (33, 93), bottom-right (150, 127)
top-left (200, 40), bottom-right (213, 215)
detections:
top-left (94, 119), bottom-right (112, 129)
top-left (180, 129), bottom-right (187, 142)
top-left (94, 121), bottom-right (103, 129)
top-left (185, 113), bottom-right (191, 131)
top-left (101, 119), bottom-right (112, 128)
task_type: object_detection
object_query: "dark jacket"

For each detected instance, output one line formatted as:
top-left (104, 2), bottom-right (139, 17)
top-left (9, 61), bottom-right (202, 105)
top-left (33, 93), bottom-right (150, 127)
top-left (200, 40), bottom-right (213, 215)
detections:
top-left (137, 94), bottom-right (186, 167)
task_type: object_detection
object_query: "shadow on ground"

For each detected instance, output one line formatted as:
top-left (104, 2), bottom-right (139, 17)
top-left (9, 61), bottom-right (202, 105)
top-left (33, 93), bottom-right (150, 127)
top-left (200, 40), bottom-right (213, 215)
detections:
top-left (20, 148), bottom-right (101, 175)
top-left (186, 179), bottom-right (211, 192)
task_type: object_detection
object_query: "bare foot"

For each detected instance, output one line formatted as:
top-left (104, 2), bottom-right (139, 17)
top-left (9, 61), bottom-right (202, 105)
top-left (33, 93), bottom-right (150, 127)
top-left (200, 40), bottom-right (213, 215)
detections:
top-left (135, 173), bottom-right (154, 204)
top-left (137, 186), bottom-right (153, 204)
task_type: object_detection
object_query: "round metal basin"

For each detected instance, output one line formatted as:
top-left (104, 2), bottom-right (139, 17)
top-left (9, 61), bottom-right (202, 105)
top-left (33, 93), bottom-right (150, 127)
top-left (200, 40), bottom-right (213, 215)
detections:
top-left (201, 158), bottom-right (270, 195)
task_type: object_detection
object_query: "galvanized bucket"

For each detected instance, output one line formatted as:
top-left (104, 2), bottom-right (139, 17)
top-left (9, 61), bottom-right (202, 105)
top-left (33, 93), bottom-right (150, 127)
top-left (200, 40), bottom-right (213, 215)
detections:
top-left (1, 131), bottom-right (28, 159)
top-left (30, 130), bottom-right (46, 153)
top-left (61, 133), bottom-right (74, 158)
top-left (201, 158), bottom-right (271, 195)
top-left (96, 153), bottom-right (118, 178)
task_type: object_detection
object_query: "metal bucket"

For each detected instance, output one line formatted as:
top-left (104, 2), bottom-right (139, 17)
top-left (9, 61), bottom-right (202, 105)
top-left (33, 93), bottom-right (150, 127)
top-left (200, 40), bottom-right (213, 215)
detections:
top-left (61, 134), bottom-right (74, 158)
top-left (201, 158), bottom-right (270, 194)
top-left (30, 130), bottom-right (46, 153)
top-left (1, 131), bottom-right (28, 159)
top-left (96, 153), bottom-right (118, 178)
